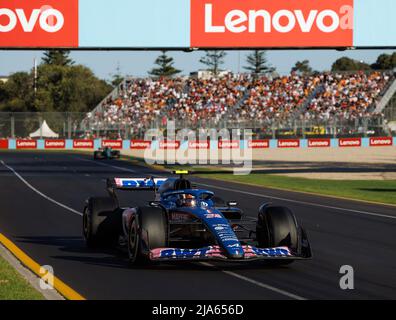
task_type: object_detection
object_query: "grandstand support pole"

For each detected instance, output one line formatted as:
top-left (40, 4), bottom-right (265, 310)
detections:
top-left (10, 114), bottom-right (15, 139)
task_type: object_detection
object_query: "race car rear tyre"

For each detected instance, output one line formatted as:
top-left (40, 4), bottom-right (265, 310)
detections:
top-left (257, 206), bottom-right (298, 266)
top-left (93, 151), bottom-right (100, 160)
top-left (83, 197), bottom-right (120, 248)
top-left (128, 207), bottom-right (167, 265)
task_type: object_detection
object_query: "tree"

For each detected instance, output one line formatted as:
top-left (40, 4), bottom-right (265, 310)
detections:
top-left (111, 63), bottom-right (124, 87)
top-left (0, 65), bottom-right (112, 113)
top-left (149, 51), bottom-right (181, 77)
top-left (42, 50), bottom-right (74, 66)
top-left (244, 50), bottom-right (275, 75)
top-left (291, 60), bottom-right (313, 74)
top-left (371, 52), bottom-right (396, 70)
top-left (199, 50), bottom-right (227, 76)
top-left (331, 57), bottom-right (371, 72)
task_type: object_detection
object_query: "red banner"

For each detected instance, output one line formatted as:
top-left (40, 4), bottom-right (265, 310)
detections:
top-left (308, 138), bottom-right (331, 148)
top-left (16, 140), bottom-right (37, 149)
top-left (73, 139), bottom-right (94, 149)
top-left (0, 139), bottom-right (8, 149)
top-left (248, 140), bottom-right (269, 149)
top-left (188, 141), bottom-right (210, 149)
top-left (130, 140), bottom-right (151, 149)
top-left (159, 141), bottom-right (181, 149)
top-left (44, 139), bottom-right (65, 149)
top-left (339, 138), bottom-right (361, 147)
top-left (369, 137), bottom-right (393, 147)
top-left (278, 139), bottom-right (300, 148)
top-left (218, 140), bottom-right (240, 149)
top-left (102, 140), bottom-right (122, 149)
top-left (0, 0), bottom-right (78, 47)
top-left (191, 0), bottom-right (353, 47)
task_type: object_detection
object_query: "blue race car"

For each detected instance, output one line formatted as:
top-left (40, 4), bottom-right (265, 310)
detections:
top-left (82, 171), bottom-right (312, 265)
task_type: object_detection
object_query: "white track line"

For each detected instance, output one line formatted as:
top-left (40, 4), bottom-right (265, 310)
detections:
top-left (0, 160), bottom-right (82, 216)
top-left (75, 157), bottom-right (136, 173)
top-left (197, 182), bottom-right (396, 221)
top-left (199, 262), bottom-right (306, 300)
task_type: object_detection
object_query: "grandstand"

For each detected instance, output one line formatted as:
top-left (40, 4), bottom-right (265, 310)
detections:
top-left (83, 70), bottom-right (396, 139)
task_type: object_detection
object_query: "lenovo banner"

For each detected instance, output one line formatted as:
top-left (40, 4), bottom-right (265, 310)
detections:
top-left (339, 138), bottom-right (361, 147)
top-left (248, 140), bottom-right (269, 149)
top-left (130, 140), bottom-right (152, 149)
top-left (369, 137), bottom-right (393, 146)
top-left (102, 140), bottom-right (122, 149)
top-left (278, 139), bottom-right (300, 148)
top-left (191, 0), bottom-right (353, 47)
top-left (188, 141), bottom-right (210, 149)
top-left (45, 139), bottom-right (65, 149)
top-left (0, 139), bottom-right (8, 149)
top-left (0, 0), bottom-right (78, 47)
top-left (16, 140), bottom-right (37, 149)
top-left (308, 138), bottom-right (331, 148)
top-left (73, 139), bottom-right (94, 149)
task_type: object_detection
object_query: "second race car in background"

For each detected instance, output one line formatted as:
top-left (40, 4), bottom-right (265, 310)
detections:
top-left (94, 147), bottom-right (121, 160)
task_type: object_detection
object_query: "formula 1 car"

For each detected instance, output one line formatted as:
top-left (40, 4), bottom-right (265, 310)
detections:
top-left (82, 171), bottom-right (312, 265)
top-left (93, 147), bottom-right (121, 160)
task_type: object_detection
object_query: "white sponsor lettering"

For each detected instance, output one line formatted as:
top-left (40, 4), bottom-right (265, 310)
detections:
top-left (0, 7), bottom-right (64, 33)
top-left (204, 4), bottom-right (351, 34)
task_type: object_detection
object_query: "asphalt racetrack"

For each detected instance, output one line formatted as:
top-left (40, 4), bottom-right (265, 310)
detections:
top-left (0, 151), bottom-right (395, 300)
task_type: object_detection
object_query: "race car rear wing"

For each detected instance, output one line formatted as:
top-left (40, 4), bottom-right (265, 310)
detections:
top-left (107, 177), bottom-right (167, 191)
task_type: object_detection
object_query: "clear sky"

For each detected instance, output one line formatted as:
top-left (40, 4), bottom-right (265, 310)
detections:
top-left (0, 49), bottom-right (394, 81)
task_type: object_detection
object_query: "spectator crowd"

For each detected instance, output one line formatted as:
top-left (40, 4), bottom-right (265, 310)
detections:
top-left (83, 71), bottom-right (393, 136)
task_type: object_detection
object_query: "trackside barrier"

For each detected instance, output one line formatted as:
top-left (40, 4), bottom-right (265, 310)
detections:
top-left (0, 138), bottom-right (395, 150)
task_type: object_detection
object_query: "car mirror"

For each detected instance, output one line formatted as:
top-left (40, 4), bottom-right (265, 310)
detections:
top-left (227, 201), bottom-right (238, 207)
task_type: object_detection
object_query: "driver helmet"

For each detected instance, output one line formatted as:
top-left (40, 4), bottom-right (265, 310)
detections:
top-left (177, 194), bottom-right (196, 207)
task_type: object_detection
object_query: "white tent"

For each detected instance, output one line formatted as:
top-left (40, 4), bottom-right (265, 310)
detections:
top-left (29, 120), bottom-right (59, 138)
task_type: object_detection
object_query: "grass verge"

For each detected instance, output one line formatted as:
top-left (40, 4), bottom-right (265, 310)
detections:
top-left (198, 173), bottom-right (396, 206)
top-left (0, 255), bottom-right (44, 300)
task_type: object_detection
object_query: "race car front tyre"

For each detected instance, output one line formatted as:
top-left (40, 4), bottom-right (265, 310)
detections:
top-left (127, 207), bottom-right (167, 265)
top-left (93, 151), bottom-right (100, 160)
top-left (256, 205), bottom-right (298, 266)
top-left (83, 197), bottom-right (120, 248)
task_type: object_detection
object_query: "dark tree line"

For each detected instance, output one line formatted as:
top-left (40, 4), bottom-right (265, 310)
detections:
top-left (0, 50), bottom-right (112, 113)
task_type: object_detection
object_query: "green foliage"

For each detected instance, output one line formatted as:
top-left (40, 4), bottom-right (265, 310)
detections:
top-left (244, 50), bottom-right (275, 75)
top-left (0, 64), bottom-right (112, 113)
top-left (42, 50), bottom-right (74, 66)
top-left (149, 51), bottom-right (181, 77)
top-left (291, 60), bottom-right (313, 74)
top-left (371, 52), bottom-right (396, 70)
top-left (199, 50), bottom-right (227, 76)
top-left (331, 57), bottom-right (371, 72)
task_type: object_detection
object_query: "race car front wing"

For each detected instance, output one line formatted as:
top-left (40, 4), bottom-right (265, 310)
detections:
top-left (150, 245), bottom-right (309, 262)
